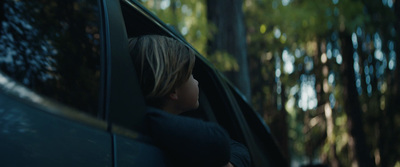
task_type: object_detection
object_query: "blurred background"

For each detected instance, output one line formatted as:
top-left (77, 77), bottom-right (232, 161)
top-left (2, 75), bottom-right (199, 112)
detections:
top-left (138, 0), bottom-right (400, 166)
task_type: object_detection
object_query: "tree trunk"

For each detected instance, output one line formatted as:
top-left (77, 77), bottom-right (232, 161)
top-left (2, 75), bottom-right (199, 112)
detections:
top-left (170, 0), bottom-right (178, 28)
top-left (340, 32), bottom-right (375, 167)
top-left (273, 84), bottom-right (289, 159)
top-left (391, 0), bottom-right (400, 112)
top-left (379, 1), bottom-right (400, 166)
top-left (206, 0), bottom-right (251, 100)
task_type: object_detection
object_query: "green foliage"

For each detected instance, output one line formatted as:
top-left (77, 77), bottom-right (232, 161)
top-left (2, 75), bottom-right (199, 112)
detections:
top-left (139, 0), bottom-right (209, 56)
top-left (206, 51), bottom-right (239, 72)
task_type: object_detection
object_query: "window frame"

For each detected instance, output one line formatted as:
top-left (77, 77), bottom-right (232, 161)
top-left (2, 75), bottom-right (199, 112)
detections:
top-left (102, 0), bottom-right (147, 133)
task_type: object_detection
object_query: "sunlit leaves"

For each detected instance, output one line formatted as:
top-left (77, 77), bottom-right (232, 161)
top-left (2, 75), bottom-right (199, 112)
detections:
top-left (259, 24), bottom-right (266, 34)
top-left (206, 51), bottom-right (239, 72)
top-left (140, 0), bottom-right (209, 56)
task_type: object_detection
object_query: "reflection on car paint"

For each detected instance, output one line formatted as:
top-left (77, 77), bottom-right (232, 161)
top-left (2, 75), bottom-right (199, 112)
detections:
top-left (0, 107), bottom-right (36, 135)
top-left (0, 72), bottom-right (43, 103)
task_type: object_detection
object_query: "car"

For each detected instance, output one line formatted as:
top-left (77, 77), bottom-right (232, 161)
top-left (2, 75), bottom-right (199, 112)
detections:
top-left (0, 0), bottom-right (288, 166)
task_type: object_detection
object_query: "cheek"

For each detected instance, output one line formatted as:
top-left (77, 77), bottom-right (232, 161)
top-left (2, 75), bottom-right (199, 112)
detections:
top-left (187, 83), bottom-right (199, 107)
top-left (193, 86), bottom-right (199, 107)
top-left (188, 86), bottom-right (198, 102)
top-left (177, 78), bottom-right (199, 110)
top-left (192, 83), bottom-right (199, 100)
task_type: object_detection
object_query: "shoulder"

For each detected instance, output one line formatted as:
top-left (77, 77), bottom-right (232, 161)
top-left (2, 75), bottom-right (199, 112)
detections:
top-left (145, 107), bottom-right (223, 134)
top-left (145, 107), bottom-right (231, 166)
top-left (145, 107), bottom-right (230, 145)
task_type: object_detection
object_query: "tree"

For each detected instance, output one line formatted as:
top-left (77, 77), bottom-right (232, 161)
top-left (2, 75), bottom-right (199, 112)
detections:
top-left (206, 0), bottom-right (251, 100)
top-left (340, 32), bottom-right (375, 167)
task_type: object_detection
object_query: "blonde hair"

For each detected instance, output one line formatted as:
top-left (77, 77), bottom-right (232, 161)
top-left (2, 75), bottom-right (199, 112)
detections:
top-left (129, 35), bottom-right (195, 108)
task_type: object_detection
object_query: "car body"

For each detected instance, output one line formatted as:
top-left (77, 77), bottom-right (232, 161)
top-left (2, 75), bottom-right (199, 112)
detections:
top-left (0, 0), bottom-right (288, 166)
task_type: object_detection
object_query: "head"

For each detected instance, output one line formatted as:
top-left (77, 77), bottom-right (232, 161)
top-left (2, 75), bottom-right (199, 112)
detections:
top-left (129, 35), bottom-right (199, 114)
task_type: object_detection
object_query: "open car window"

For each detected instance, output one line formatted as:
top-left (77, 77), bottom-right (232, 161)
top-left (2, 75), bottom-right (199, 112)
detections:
top-left (120, 0), bottom-right (248, 150)
top-left (120, 0), bottom-right (236, 128)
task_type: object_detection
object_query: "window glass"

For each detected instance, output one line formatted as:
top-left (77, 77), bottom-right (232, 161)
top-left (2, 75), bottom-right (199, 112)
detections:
top-left (0, 0), bottom-right (102, 116)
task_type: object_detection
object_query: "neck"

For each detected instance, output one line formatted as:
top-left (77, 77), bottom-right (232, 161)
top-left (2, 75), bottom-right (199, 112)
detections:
top-left (162, 103), bottom-right (181, 115)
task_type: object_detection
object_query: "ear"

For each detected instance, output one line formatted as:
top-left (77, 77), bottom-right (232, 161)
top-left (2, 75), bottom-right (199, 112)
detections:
top-left (168, 89), bottom-right (179, 100)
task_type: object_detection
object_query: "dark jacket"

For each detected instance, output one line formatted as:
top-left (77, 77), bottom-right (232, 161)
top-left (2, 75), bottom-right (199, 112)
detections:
top-left (145, 107), bottom-right (250, 167)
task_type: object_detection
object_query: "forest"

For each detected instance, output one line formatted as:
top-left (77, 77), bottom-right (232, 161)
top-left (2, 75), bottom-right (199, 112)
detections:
top-left (138, 0), bottom-right (400, 166)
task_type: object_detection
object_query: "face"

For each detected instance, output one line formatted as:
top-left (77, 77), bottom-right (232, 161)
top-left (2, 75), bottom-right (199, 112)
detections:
top-left (173, 74), bottom-right (199, 114)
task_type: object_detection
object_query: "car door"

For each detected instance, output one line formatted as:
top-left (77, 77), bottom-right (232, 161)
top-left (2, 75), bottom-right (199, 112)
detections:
top-left (0, 0), bottom-right (112, 166)
top-left (228, 82), bottom-right (289, 166)
top-left (101, 0), bottom-right (167, 166)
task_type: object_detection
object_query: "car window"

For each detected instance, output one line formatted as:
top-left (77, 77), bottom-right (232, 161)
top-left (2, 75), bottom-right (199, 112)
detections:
top-left (121, 0), bottom-right (169, 38)
top-left (0, 0), bottom-right (102, 117)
